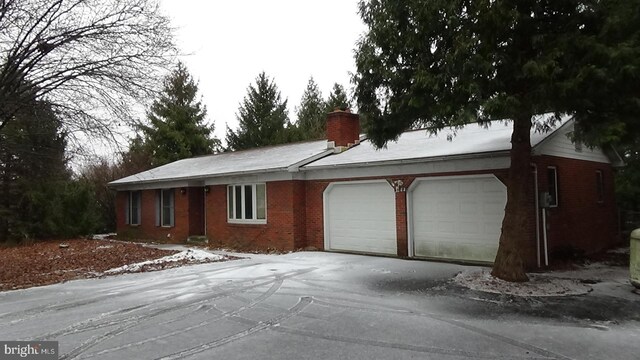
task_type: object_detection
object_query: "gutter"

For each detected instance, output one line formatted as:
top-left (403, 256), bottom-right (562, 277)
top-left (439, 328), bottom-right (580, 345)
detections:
top-left (108, 168), bottom-right (289, 190)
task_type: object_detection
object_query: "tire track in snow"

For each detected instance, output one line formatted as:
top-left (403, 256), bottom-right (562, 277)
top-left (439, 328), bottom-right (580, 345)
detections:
top-left (2, 261), bottom-right (261, 325)
top-left (58, 268), bottom-right (315, 360)
top-left (156, 296), bottom-right (313, 360)
top-left (28, 264), bottom-right (289, 341)
top-left (58, 278), bottom-right (281, 359)
top-left (83, 277), bottom-right (284, 358)
top-left (273, 326), bottom-right (553, 360)
top-left (310, 297), bottom-right (574, 360)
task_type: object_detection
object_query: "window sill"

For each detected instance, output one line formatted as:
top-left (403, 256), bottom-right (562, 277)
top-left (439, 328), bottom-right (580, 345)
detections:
top-left (128, 224), bottom-right (140, 227)
top-left (228, 219), bottom-right (267, 225)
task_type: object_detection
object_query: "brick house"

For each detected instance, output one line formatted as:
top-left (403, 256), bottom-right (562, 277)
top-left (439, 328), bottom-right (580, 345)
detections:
top-left (109, 110), bottom-right (622, 268)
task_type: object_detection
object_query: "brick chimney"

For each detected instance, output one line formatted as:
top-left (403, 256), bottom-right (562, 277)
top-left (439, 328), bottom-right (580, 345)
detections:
top-left (326, 109), bottom-right (360, 150)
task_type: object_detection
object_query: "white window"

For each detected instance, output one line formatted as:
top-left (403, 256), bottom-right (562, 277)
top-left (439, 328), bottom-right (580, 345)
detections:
top-left (156, 189), bottom-right (174, 227)
top-left (227, 184), bottom-right (266, 223)
top-left (126, 191), bottom-right (141, 225)
top-left (547, 166), bottom-right (558, 207)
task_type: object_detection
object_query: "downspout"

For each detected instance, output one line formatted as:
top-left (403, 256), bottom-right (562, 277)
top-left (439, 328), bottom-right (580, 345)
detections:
top-left (543, 207), bottom-right (549, 266)
top-left (532, 163), bottom-right (540, 268)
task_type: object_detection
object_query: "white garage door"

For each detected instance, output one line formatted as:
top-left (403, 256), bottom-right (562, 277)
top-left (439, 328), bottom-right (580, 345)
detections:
top-left (411, 175), bottom-right (506, 263)
top-left (324, 181), bottom-right (397, 255)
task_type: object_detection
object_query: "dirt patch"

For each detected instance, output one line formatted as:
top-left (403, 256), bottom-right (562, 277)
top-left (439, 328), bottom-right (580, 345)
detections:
top-left (0, 239), bottom-right (228, 291)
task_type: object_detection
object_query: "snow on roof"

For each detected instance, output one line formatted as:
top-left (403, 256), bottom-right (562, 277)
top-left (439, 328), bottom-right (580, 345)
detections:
top-left (110, 115), bottom-right (570, 186)
top-left (304, 115), bottom-right (571, 169)
top-left (109, 139), bottom-right (329, 186)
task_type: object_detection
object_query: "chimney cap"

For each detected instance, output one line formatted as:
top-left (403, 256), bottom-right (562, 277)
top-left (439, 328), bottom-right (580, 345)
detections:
top-left (330, 107), bottom-right (351, 113)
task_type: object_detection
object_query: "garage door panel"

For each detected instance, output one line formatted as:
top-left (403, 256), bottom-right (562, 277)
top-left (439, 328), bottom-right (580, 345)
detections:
top-left (459, 181), bottom-right (478, 193)
top-left (325, 182), bottom-right (397, 255)
top-left (412, 176), bottom-right (506, 263)
top-left (483, 179), bottom-right (506, 193)
top-left (459, 201), bottom-right (480, 214)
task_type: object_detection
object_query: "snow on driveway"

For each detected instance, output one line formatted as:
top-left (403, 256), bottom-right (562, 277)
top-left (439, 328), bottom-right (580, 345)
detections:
top-left (104, 249), bottom-right (224, 274)
top-left (0, 251), bottom-right (638, 360)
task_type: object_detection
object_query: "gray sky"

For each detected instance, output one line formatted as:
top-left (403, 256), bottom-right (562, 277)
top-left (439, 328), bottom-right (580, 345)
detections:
top-left (159, 0), bottom-right (366, 143)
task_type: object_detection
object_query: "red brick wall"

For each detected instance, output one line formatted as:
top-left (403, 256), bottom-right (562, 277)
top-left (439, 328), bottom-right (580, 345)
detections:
top-left (115, 157), bottom-right (616, 267)
top-left (391, 177), bottom-right (415, 258)
top-left (205, 181), bottom-right (304, 251)
top-left (305, 181), bottom-right (330, 249)
top-left (292, 181), bottom-right (307, 249)
top-left (533, 156), bottom-right (618, 258)
top-left (326, 110), bottom-right (360, 147)
top-left (115, 188), bottom-right (189, 243)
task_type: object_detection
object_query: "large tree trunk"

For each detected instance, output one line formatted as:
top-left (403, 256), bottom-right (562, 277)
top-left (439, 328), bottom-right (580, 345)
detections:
top-left (491, 115), bottom-right (534, 282)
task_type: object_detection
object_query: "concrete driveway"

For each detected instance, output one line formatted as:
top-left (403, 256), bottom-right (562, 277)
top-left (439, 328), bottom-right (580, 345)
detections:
top-left (1, 251), bottom-right (638, 359)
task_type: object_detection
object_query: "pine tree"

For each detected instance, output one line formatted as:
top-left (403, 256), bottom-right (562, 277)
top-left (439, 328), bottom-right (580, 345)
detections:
top-left (0, 98), bottom-right (99, 241)
top-left (226, 72), bottom-right (290, 150)
top-left (354, 0), bottom-right (640, 281)
top-left (295, 77), bottom-right (326, 140)
top-left (325, 83), bottom-right (351, 113)
top-left (139, 62), bottom-right (220, 166)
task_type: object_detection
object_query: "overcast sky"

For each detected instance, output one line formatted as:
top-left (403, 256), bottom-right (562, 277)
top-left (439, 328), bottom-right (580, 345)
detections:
top-left (159, 0), bottom-right (366, 143)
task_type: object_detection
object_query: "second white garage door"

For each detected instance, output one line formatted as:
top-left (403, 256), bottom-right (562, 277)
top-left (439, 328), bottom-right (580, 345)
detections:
top-left (410, 175), bottom-right (506, 263)
top-left (324, 181), bottom-right (397, 255)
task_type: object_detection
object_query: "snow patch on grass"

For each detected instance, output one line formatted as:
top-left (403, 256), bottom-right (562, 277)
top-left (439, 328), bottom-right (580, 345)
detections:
top-left (92, 233), bottom-right (117, 240)
top-left (454, 270), bottom-right (592, 297)
top-left (105, 249), bottom-right (224, 274)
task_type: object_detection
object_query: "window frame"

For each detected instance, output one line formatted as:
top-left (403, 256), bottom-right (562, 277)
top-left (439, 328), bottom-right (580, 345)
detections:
top-left (547, 166), bottom-right (559, 208)
top-left (128, 191), bottom-right (141, 225)
top-left (595, 170), bottom-right (604, 204)
top-left (227, 183), bottom-right (267, 224)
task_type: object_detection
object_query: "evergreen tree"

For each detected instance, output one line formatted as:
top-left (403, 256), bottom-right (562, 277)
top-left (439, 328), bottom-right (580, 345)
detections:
top-left (139, 62), bottom-right (220, 166)
top-left (0, 99), bottom-right (99, 241)
top-left (325, 83), bottom-right (351, 113)
top-left (354, 0), bottom-right (640, 281)
top-left (295, 77), bottom-right (326, 140)
top-left (226, 72), bottom-right (291, 150)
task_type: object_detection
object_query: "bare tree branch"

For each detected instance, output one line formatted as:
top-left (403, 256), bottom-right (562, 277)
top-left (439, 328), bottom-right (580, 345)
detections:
top-left (0, 0), bottom-right (176, 143)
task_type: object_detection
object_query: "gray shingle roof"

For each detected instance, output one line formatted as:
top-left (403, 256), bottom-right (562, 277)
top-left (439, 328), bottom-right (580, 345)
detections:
top-left (110, 114), bottom-right (569, 187)
top-left (109, 139), bottom-right (329, 186)
top-left (305, 116), bottom-right (570, 169)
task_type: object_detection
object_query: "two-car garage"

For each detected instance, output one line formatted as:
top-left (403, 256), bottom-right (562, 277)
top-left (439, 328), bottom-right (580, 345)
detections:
top-left (323, 175), bottom-right (507, 263)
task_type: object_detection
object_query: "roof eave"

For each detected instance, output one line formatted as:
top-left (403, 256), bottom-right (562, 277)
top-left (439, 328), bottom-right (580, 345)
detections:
top-left (108, 167), bottom-right (292, 190)
top-left (300, 150), bottom-right (512, 171)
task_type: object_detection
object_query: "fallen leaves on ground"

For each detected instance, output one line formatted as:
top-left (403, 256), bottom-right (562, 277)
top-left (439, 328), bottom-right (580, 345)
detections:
top-left (0, 239), bottom-right (228, 291)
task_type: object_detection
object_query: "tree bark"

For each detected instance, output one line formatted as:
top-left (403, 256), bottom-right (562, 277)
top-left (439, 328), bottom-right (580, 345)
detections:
top-left (491, 115), bottom-right (534, 282)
